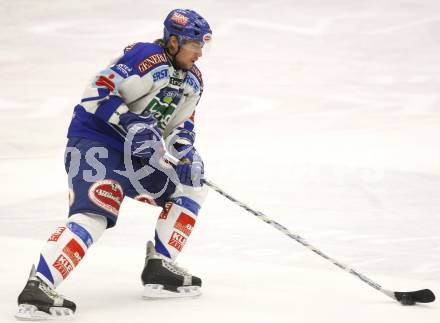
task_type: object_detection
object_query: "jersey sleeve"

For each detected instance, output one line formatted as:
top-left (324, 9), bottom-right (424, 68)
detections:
top-left (80, 43), bottom-right (169, 126)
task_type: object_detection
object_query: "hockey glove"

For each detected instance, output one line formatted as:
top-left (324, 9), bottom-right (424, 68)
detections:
top-left (119, 112), bottom-right (162, 159)
top-left (165, 128), bottom-right (203, 186)
top-left (176, 146), bottom-right (204, 187)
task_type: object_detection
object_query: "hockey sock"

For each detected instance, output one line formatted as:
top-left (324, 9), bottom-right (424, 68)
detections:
top-left (35, 213), bottom-right (107, 288)
top-left (154, 197), bottom-right (200, 261)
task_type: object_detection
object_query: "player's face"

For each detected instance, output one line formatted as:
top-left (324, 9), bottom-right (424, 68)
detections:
top-left (175, 40), bottom-right (203, 70)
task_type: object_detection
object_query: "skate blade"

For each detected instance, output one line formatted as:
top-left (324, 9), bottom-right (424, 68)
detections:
top-left (15, 304), bottom-right (74, 321)
top-left (142, 284), bottom-right (201, 299)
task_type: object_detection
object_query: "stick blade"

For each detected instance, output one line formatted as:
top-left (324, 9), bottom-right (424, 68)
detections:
top-left (394, 289), bottom-right (435, 304)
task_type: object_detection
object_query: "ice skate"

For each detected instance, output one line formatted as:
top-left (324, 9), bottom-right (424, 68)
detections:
top-left (15, 266), bottom-right (76, 321)
top-left (141, 241), bottom-right (201, 299)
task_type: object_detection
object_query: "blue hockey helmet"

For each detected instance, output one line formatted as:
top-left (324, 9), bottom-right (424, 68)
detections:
top-left (163, 9), bottom-right (212, 46)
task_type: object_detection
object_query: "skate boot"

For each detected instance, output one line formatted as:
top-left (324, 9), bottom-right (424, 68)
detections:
top-left (15, 265), bottom-right (76, 320)
top-left (141, 241), bottom-right (202, 299)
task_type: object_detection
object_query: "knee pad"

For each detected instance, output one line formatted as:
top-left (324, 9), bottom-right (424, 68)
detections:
top-left (67, 213), bottom-right (107, 244)
top-left (171, 184), bottom-right (208, 211)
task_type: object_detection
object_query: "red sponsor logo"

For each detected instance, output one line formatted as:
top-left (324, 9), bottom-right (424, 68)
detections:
top-left (95, 74), bottom-right (116, 92)
top-left (138, 53), bottom-right (168, 74)
top-left (171, 12), bottom-right (189, 26)
top-left (135, 194), bottom-right (157, 206)
top-left (203, 33), bottom-right (212, 43)
top-left (48, 227), bottom-right (66, 242)
top-left (159, 202), bottom-right (173, 220)
top-left (168, 231), bottom-right (187, 252)
top-left (88, 180), bottom-right (123, 216)
top-left (53, 255), bottom-right (74, 279)
top-left (62, 239), bottom-right (85, 267)
top-left (174, 212), bottom-right (195, 236)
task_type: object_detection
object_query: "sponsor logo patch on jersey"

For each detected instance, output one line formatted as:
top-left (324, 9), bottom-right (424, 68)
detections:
top-left (88, 180), bottom-right (123, 216)
top-left (53, 255), bottom-right (74, 279)
top-left (169, 77), bottom-right (183, 86)
top-left (159, 202), bottom-right (173, 220)
top-left (190, 65), bottom-right (203, 87)
top-left (169, 69), bottom-right (185, 86)
top-left (152, 68), bottom-right (168, 82)
top-left (184, 74), bottom-right (200, 94)
top-left (114, 64), bottom-right (132, 77)
top-left (48, 227), bottom-right (66, 242)
top-left (171, 12), bottom-right (189, 26)
top-left (174, 212), bottom-right (195, 236)
top-left (62, 239), bottom-right (85, 267)
top-left (95, 74), bottom-right (116, 92)
top-left (168, 231), bottom-right (187, 252)
top-left (138, 53), bottom-right (168, 75)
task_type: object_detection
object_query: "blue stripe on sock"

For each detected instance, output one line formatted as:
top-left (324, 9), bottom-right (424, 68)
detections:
top-left (154, 231), bottom-right (171, 258)
top-left (171, 196), bottom-right (200, 215)
top-left (67, 222), bottom-right (93, 248)
top-left (36, 254), bottom-right (54, 285)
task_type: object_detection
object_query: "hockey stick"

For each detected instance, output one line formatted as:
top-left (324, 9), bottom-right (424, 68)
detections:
top-left (203, 178), bottom-right (435, 305)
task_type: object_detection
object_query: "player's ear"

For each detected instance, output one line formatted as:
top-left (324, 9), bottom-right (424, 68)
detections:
top-left (166, 36), bottom-right (179, 56)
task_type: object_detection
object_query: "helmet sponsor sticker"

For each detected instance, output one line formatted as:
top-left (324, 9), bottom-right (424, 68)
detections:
top-left (171, 12), bottom-right (189, 26)
top-left (203, 33), bottom-right (212, 43)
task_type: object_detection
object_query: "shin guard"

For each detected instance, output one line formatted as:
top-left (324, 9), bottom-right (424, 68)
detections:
top-left (154, 197), bottom-right (200, 261)
top-left (36, 213), bottom-right (107, 288)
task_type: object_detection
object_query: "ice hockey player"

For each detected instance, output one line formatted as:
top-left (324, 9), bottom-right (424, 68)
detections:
top-left (15, 8), bottom-right (212, 320)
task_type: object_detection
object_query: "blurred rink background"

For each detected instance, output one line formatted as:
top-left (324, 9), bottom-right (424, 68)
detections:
top-left (0, 1), bottom-right (439, 322)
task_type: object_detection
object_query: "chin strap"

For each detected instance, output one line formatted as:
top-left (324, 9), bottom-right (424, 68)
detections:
top-left (167, 49), bottom-right (181, 70)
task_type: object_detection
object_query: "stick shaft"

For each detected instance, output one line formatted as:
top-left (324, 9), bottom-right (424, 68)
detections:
top-left (204, 178), bottom-right (395, 300)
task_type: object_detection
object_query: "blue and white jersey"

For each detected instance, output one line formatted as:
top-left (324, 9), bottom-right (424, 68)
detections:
top-left (67, 42), bottom-right (203, 152)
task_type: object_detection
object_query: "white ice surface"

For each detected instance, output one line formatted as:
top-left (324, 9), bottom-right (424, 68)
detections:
top-left (1, 0), bottom-right (440, 322)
